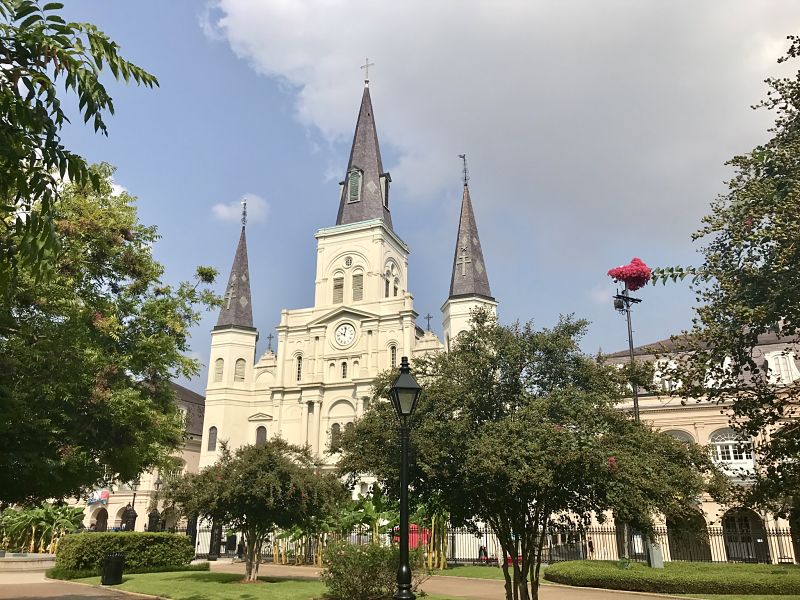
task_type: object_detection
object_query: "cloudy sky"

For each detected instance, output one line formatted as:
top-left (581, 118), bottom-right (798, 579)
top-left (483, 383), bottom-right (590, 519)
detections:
top-left (61, 1), bottom-right (800, 392)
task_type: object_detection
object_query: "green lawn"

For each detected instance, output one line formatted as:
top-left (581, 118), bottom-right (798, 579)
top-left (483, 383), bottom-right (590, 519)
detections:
top-left (77, 571), bottom-right (460, 600)
top-left (433, 563), bottom-right (506, 579)
top-left (544, 560), bottom-right (800, 595)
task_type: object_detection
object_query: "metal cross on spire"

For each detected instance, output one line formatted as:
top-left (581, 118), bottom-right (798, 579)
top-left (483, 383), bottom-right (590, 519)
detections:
top-left (267, 333), bottom-right (274, 351)
top-left (458, 154), bottom-right (469, 186)
top-left (361, 57), bottom-right (375, 86)
top-left (241, 196), bottom-right (248, 227)
top-left (424, 313), bottom-right (433, 331)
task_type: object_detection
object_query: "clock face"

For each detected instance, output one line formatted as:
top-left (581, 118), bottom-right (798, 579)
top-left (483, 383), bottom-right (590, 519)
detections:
top-left (334, 323), bottom-right (356, 347)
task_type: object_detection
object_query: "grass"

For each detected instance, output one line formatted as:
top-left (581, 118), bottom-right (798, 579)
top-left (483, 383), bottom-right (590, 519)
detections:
top-left (433, 563), bottom-right (506, 580)
top-left (544, 560), bottom-right (800, 595)
top-left (77, 571), bottom-right (461, 599)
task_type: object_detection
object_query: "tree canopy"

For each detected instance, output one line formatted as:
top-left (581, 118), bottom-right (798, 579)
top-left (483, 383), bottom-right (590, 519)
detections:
top-left (652, 35), bottom-right (800, 513)
top-left (338, 310), bottom-right (725, 600)
top-left (1, 0), bottom-right (158, 284)
top-left (167, 439), bottom-right (348, 582)
top-left (0, 163), bottom-right (218, 505)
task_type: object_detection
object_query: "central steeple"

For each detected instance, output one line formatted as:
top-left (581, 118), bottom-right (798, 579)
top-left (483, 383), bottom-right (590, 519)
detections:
top-left (336, 84), bottom-right (393, 229)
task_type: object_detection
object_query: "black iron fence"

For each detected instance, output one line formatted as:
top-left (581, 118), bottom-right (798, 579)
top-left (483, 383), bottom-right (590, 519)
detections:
top-left (171, 524), bottom-right (796, 565)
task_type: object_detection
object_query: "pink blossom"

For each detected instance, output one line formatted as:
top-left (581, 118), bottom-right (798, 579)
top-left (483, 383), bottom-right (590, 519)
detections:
top-left (607, 258), bottom-right (651, 291)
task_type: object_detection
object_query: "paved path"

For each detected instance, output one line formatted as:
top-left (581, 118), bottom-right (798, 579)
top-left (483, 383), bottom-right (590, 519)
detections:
top-left (0, 571), bottom-right (128, 599)
top-left (0, 562), bottom-right (682, 600)
top-left (211, 561), bottom-right (679, 600)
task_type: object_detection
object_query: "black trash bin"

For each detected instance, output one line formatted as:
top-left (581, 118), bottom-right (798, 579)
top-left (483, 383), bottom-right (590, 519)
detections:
top-left (101, 552), bottom-right (125, 585)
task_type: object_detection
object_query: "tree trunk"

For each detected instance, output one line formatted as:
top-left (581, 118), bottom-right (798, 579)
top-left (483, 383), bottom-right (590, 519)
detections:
top-left (244, 532), bottom-right (260, 582)
top-left (531, 526), bottom-right (548, 600)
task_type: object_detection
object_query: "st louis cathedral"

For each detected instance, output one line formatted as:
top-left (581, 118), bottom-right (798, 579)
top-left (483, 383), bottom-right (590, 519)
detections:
top-left (198, 82), bottom-right (497, 472)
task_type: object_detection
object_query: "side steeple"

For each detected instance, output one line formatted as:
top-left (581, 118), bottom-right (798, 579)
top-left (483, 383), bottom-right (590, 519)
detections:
top-left (441, 157), bottom-right (497, 350)
top-left (448, 181), bottom-right (493, 300)
top-left (336, 83), bottom-right (393, 229)
top-left (216, 211), bottom-right (254, 330)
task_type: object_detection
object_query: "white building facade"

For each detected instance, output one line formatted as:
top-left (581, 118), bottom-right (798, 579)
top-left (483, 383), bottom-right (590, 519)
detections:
top-left (199, 83), bottom-right (496, 473)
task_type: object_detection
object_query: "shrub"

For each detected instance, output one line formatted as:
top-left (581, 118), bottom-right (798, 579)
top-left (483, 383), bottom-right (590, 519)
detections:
top-left (55, 533), bottom-right (194, 573)
top-left (543, 560), bottom-right (800, 594)
top-left (46, 562), bottom-right (209, 580)
top-left (321, 542), bottom-right (430, 600)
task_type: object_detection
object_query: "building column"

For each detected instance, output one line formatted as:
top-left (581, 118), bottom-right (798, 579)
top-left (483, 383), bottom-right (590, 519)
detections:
top-left (314, 399), bottom-right (323, 457)
top-left (300, 400), bottom-right (308, 446)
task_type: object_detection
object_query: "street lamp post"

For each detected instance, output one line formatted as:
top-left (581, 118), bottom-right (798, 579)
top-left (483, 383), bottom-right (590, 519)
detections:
top-left (614, 286), bottom-right (643, 422)
top-left (148, 476), bottom-right (163, 532)
top-left (389, 356), bottom-right (422, 600)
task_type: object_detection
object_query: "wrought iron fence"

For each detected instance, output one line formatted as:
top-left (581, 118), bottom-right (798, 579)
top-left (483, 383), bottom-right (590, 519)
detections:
top-left (171, 524), bottom-right (795, 565)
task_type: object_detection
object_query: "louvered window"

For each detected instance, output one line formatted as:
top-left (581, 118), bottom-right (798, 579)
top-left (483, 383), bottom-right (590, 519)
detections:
top-left (296, 356), bottom-right (303, 382)
top-left (390, 345), bottom-right (397, 368)
top-left (393, 278), bottom-right (399, 297)
top-left (214, 358), bottom-right (224, 382)
top-left (352, 273), bottom-right (363, 301)
top-left (384, 273), bottom-right (390, 298)
top-left (207, 427), bottom-right (218, 452)
top-left (333, 277), bottom-right (344, 303)
top-left (234, 358), bottom-right (246, 382)
top-left (255, 426), bottom-right (267, 448)
top-left (348, 170), bottom-right (361, 203)
top-left (341, 361), bottom-right (348, 379)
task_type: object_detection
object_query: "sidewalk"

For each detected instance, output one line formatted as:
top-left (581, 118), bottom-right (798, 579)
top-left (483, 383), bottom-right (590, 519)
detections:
top-left (0, 570), bottom-right (129, 599)
top-left (211, 560), bottom-right (679, 600)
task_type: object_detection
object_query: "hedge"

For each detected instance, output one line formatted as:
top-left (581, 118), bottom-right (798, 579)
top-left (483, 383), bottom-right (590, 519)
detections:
top-left (55, 532), bottom-right (194, 573)
top-left (543, 560), bottom-right (800, 595)
top-left (46, 562), bottom-right (209, 580)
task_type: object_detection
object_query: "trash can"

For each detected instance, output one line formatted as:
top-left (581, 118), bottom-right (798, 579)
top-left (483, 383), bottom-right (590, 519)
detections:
top-left (101, 552), bottom-right (125, 585)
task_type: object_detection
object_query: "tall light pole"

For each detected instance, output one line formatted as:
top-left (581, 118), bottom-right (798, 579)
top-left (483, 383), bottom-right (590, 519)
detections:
top-left (389, 356), bottom-right (422, 600)
top-left (614, 285), bottom-right (642, 422)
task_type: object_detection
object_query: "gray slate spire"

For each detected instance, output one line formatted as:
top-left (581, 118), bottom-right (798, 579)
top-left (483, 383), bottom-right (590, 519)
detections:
top-left (449, 184), bottom-right (493, 300)
top-left (336, 85), bottom-right (393, 229)
top-left (216, 226), bottom-right (254, 329)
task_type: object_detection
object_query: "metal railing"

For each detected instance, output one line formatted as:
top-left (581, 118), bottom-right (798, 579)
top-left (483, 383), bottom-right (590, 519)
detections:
top-left (170, 524), bottom-right (796, 565)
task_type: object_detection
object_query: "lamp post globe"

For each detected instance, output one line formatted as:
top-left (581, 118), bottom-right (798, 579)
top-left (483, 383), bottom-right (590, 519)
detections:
top-left (390, 356), bottom-right (421, 600)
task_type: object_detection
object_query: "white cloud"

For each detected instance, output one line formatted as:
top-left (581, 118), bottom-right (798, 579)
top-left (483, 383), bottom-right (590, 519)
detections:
top-left (212, 192), bottom-right (269, 224)
top-left (202, 0), bottom-right (800, 250)
top-left (110, 181), bottom-right (127, 197)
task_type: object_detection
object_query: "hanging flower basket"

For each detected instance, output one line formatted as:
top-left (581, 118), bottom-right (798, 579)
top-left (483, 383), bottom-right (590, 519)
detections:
top-left (607, 258), bottom-right (651, 291)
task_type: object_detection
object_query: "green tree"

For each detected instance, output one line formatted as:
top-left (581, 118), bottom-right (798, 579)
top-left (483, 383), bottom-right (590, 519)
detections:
top-left (338, 310), bottom-right (724, 600)
top-left (1, 0), bottom-right (158, 284)
top-left (652, 35), bottom-right (800, 513)
top-left (0, 163), bottom-right (218, 505)
top-left (167, 439), bottom-right (348, 582)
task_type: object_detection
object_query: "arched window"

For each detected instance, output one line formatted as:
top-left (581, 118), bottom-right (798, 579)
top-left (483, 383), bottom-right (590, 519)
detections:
top-left (333, 275), bottom-right (344, 304)
top-left (207, 426), bottom-right (217, 452)
top-left (711, 428), bottom-right (754, 472)
top-left (764, 350), bottom-right (800, 385)
top-left (352, 272), bottom-right (364, 301)
top-left (664, 430), bottom-right (694, 444)
top-left (214, 358), bottom-right (224, 383)
top-left (234, 358), bottom-right (246, 382)
top-left (359, 482), bottom-right (369, 496)
top-left (348, 169), bottom-right (361, 203)
top-left (296, 356), bottom-right (303, 382)
top-left (255, 426), bottom-right (267, 448)
top-left (393, 277), bottom-right (399, 297)
top-left (384, 271), bottom-right (391, 298)
top-left (330, 423), bottom-right (342, 450)
top-left (341, 361), bottom-right (348, 379)
top-left (389, 345), bottom-right (397, 368)
top-left (345, 422), bottom-right (354, 434)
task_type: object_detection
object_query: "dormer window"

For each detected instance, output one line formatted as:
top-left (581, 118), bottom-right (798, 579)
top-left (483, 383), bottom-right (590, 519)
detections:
top-left (348, 169), bottom-right (362, 203)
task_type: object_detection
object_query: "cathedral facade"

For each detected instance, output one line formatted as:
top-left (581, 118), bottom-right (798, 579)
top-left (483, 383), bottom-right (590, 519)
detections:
top-left (198, 83), bottom-right (496, 472)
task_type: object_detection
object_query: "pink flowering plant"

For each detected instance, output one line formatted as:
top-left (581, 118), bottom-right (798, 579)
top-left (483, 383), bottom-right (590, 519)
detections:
top-left (607, 258), bottom-right (652, 291)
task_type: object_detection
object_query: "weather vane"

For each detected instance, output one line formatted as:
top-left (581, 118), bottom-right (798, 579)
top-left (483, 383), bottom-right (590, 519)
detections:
top-left (458, 154), bottom-right (469, 186)
top-left (361, 57), bottom-right (375, 85)
top-left (241, 196), bottom-right (247, 227)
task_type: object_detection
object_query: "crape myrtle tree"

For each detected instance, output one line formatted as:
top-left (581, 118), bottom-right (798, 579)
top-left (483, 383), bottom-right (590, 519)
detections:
top-left (1, 0), bottom-right (159, 285)
top-left (652, 36), bottom-right (800, 513)
top-left (338, 310), bottom-right (725, 600)
top-left (167, 439), bottom-right (348, 583)
top-left (0, 164), bottom-right (218, 505)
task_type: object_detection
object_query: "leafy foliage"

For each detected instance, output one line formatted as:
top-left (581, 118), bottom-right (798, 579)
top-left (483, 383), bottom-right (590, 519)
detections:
top-left (0, 0), bottom-right (159, 284)
top-left (0, 163), bottom-right (219, 505)
top-left (338, 309), bottom-right (724, 600)
top-left (650, 36), bottom-right (800, 513)
top-left (166, 439), bottom-right (348, 582)
top-left (0, 502), bottom-right (83, 552)
top-left (54, 532), bottom-right (194, 573)
top-left (321, 541), bottom-right (429, 600)
top-left (544, 560), bottom-right (800, 594)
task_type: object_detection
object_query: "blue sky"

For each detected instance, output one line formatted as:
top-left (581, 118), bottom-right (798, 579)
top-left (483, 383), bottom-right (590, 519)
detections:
top-left (59, 1), bottom-right (800, 392)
